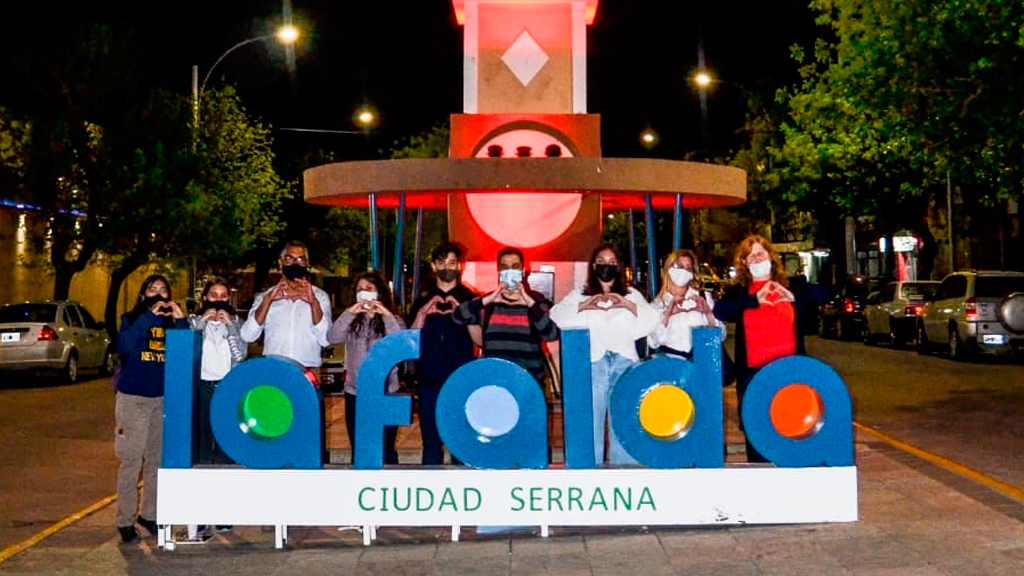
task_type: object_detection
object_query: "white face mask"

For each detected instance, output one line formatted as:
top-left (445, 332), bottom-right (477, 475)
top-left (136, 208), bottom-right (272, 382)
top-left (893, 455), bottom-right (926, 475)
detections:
top-left (749, 260), bottom-right (773, 280)
top-left (356, 290), bottom-right (378, 302)
top-left (668, 267), bottom-right (694, 287)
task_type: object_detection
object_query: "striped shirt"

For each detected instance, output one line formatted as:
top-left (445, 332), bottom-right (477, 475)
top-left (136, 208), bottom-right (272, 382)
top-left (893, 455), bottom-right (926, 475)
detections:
top-left (453, 293), bottom-right (559, 386)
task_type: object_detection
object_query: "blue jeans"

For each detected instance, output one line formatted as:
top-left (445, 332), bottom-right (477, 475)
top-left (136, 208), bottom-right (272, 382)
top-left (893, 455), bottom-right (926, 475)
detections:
top-left (591, 351), bottom-right (638, 466)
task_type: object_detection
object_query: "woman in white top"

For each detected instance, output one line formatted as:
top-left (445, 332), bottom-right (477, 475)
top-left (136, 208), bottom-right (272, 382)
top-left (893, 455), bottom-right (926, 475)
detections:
top-left (549, 243), bottom-right (659, 465)
top-left (186, 277), bottom-right (247, 539)
top-left (648, 249), bottom-right (726, 358)
top-left (187, 277), bottom-right (247, 465)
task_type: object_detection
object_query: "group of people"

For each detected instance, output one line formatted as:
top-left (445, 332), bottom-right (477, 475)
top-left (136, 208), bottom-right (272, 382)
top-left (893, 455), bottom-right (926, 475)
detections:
top-left (112, 234), bottom-right (814, 544)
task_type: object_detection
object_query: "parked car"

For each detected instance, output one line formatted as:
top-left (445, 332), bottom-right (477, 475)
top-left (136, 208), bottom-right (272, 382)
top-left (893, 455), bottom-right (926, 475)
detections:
top-left (917, 270), bottom-right (1024, 360)
top-left (0, 301), bottom-right (114, 383)
top-left (698, 262), bottom-right (728, 301)
top-left (819, 275), bottom-right (885, 340)
top-left (863, 280), bottom-right (939, 347)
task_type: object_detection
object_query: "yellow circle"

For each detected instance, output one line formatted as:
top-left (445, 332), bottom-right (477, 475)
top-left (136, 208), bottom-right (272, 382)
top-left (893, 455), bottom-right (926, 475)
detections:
top-left (638, 384), bottom-right (695, 440)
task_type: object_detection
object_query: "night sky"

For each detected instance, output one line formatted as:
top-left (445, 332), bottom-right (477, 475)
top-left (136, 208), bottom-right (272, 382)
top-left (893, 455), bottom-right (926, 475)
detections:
top-left (9, 0), bottom-right (821, 162)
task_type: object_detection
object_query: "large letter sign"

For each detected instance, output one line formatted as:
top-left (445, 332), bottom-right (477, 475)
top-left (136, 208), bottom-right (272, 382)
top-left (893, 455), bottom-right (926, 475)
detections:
top-left (157, 327), bottom-right (857, 549)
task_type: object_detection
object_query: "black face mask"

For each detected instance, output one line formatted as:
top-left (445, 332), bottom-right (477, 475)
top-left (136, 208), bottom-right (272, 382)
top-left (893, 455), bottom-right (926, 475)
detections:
top-left (436, 269), bottom-right (459, 283)
top-left (141, 295), bottom-right (169, 309)
top-left (202, 300), bottom-right (234, 314)
top-left (594, 264), bottom-right (619, 283)
top-left (282, 264), bottom-right (308, 281)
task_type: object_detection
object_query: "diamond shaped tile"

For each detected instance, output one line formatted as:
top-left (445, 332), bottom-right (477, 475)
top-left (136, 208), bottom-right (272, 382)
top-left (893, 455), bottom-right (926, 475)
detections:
top-left (501, 30), bottom-right (549, 87)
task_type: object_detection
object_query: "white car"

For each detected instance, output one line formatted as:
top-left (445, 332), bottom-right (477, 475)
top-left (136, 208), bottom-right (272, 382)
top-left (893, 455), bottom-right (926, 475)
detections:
top-left (863, 281), bottom-right (939, 347)
top-left (918, 271), bottom-right (1024, 360)
top-left (0, 301), bottom-right (115, 383)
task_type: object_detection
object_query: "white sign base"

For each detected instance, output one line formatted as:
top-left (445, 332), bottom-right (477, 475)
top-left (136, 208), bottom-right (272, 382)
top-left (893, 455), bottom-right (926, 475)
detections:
top-left (157, 466), bottom-right (857, 549)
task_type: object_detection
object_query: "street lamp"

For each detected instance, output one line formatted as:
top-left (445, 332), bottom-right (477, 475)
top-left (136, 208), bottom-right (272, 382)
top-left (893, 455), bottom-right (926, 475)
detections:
top-left (639, 128), bottom-right (658, 150)
top-left (354, 105), bottom-right (378, 132)
top-left (191, 25), bottom-right (300, 127)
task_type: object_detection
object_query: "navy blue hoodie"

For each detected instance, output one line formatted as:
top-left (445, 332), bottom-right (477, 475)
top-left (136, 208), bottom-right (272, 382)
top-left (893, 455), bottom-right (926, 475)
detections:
top-left (116, 311), bottom-right (189, 397)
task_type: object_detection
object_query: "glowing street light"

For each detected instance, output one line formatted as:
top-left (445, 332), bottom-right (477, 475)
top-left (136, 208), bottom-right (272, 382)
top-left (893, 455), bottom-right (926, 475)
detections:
top-left (199, 25), bottom-right (299, 95)
top-left (695, 72), bottom-right (712, 88)
top-left (191, 25), bottom-right (300, 127)
top-left (639, 128), bottom-right (659, 149)
top-left (276, 24), bottom-right (299, 44)
top-left (354, 106), bottom-right (378, 132)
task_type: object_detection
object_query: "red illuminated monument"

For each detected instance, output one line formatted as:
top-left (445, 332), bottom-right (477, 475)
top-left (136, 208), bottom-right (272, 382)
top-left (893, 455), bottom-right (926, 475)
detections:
top-left (305, 0), bottom-right (745, 299)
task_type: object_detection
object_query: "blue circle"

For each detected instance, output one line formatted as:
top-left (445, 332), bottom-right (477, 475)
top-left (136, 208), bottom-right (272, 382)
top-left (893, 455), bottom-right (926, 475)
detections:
top-left (741, 356), bottom-right (854, 467)
top-left (465, 385), bottom-right (520, 439)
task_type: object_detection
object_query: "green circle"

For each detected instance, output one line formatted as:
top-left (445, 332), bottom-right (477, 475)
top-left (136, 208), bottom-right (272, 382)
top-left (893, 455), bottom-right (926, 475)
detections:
top-left (239, 385), bottom-right (294, 439)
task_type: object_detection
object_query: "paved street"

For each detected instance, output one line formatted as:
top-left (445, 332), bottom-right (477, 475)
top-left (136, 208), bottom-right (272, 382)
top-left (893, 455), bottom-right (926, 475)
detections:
top-left (807, 336), bottom-right (1024, 491)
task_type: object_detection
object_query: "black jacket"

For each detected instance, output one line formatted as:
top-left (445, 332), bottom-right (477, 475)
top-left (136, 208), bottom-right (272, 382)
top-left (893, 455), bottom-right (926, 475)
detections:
top-left (408, 283), bottom-right (478, 386)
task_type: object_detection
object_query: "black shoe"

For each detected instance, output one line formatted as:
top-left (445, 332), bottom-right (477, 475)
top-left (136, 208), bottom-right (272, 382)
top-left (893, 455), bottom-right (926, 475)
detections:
top-left (118, 526), bottom-right (140, 544)
top-left (215, 525), bottom-right (233, 532)
top-left (136, 516), bottom-right (158, 536)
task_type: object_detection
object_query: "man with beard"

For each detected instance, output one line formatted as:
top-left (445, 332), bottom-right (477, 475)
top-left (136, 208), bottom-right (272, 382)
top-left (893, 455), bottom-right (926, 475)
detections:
top-left (241, 241), bottom-right (332, 369)
top-left (453, 246), bottom-right (559, 389)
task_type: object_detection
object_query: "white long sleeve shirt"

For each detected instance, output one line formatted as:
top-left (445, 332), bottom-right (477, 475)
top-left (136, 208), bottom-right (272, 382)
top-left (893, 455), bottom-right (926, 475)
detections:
top-left (239, 285), bottom-right (332, 368)
top-left (549, 287), bottom-right (660, 362)
top-left (647, 290), bottom-right (727, 354)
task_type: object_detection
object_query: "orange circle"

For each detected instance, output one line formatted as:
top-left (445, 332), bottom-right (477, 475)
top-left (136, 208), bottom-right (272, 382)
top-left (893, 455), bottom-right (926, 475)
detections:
top-left (638, 385), bottom-right (695, 440)
top-left (769, 384), bottom-right (824, 440)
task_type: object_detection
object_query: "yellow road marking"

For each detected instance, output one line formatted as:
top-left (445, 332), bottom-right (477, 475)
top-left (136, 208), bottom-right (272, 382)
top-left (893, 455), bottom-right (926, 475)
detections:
top-left (855, 421), bottom-right (1024, 504)
top-left (0, 494), bottom-right (116, 565)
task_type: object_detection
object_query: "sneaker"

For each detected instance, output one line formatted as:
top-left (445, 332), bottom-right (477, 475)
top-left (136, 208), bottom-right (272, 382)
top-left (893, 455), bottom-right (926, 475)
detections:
top-left (215, 525), bottom-right (233, 532)
top-left (136, 516), bottom-right (158, 536)
top-left (118, 526), bottom-right (140, 544)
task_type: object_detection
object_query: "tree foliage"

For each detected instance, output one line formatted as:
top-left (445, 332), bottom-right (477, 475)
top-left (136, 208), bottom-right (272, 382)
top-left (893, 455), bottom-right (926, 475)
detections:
top-left (742, 0), bottom-right (1024, 276)
top-left (0, 19), bottom-right (288, 331)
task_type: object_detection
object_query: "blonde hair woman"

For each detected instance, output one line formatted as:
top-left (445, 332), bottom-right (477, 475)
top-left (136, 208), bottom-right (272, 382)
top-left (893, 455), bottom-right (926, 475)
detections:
top-left (648, 249), bottom-right (726, 358)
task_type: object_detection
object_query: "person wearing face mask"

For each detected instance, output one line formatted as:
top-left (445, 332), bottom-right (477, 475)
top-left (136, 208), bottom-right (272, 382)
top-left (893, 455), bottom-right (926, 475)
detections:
top-left (240, 241), bottom-right (332, 369)
top-left (648, 249), bottom-right (727, 360)
top-left (714, 234), bottom-right (817, 463)
top-left (453, 246), bottom-right (559, 389)
top-left (408, 242), bottom-right (480, 465)
top-left (187, 277), bottom-right (246, 465)
top-left (549, 243), bottom-right (659, 466)
top-left (178, 277), bottom-right (246, 541)
top-left (114, 274), bottom-right (189, 544)
top-left (326, 271), bottom-right (405, 464)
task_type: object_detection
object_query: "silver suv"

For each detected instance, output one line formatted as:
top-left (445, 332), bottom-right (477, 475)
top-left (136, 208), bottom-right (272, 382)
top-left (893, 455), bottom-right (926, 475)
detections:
top-left (917, 271), bottom-right (1024, 360)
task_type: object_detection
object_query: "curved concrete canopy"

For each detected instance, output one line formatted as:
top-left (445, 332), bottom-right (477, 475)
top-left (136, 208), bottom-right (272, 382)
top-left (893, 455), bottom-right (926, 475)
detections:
top-left (304, 157), bottom-right (746, 210)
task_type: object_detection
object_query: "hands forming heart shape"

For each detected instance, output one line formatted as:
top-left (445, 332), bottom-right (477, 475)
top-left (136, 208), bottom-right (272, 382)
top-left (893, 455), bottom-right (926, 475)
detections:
top-left (756, 281), bottom-right (794, 306)
top-left (675, 299), bottom-right (698, 311)
top-left (430, 295), bottom-right (460, 314)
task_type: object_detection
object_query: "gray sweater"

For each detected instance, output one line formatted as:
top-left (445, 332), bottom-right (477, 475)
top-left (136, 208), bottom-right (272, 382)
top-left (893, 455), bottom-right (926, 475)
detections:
top-left (326, 310), bottom-right (404, 395)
